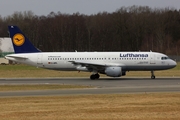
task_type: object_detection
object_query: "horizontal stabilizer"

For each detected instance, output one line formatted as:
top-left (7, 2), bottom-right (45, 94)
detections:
top-left (5, 54), bottom-right (28, 59)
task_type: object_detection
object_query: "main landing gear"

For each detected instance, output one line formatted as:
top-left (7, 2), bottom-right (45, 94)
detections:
top-left (90, 73), bottom-right (100, 80)
top-left (151, 71), bottom-right (155, 79)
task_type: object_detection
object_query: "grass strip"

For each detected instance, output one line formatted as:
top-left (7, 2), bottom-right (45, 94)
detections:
top-left (0, 93), bottom-right (179, 120)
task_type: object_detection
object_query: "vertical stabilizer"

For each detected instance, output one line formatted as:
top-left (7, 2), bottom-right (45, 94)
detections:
top-left (8, 26), bottom-right (40, 53)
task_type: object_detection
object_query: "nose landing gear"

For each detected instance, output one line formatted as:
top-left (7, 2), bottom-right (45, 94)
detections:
top-left (151, 71), bottom-right (155, 79)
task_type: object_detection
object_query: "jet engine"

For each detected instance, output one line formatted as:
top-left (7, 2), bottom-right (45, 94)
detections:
top-left (105, 66), bottom-right (122, 77)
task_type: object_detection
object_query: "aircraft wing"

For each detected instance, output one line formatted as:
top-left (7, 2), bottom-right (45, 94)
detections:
top-left (69, 61), bottom-right (105, 70)
top-left (69, 61), bottom-right (124, 72)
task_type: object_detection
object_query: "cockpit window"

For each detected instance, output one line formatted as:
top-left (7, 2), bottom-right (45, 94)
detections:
top-left (161, 57), bottom-right (170, 60)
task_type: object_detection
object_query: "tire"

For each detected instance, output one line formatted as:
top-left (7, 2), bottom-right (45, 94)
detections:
top-left (90, 75), bottom-right (96, 80)
top-left (95, 74), bottom-right (100, 79)
top-left (151, 75), bottom-right (155, 79)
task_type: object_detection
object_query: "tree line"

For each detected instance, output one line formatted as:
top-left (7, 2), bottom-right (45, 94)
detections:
top-left (0, 6), bottom-right (180, 55)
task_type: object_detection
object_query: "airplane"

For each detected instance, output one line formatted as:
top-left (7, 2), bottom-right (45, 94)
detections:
top-left (5, 26), bottom-right (177, 79)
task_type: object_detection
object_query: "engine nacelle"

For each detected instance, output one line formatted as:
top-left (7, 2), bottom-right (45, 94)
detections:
top-left (105, 66), bottom-right (122, 77)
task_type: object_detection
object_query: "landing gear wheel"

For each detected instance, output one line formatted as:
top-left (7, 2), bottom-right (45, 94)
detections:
top-left (151, 71), bottom-right (156, 79)
top-left (90, 74), bottom-right (100, 80)
top-left (151, 75), bottom-right (155, 79)
top-left (90, 75), bottom-right (96, 80)
top-left (95, 74), bottom-right (100, 79)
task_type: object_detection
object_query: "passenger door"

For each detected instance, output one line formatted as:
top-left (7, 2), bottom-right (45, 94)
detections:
top-left (37, 54), bottom-right (43, 67)
top-left (150, 53), bottom-right (155, 64)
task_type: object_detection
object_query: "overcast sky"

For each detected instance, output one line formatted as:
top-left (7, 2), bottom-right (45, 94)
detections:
top-left (0, 0), bottom-right (180, 17)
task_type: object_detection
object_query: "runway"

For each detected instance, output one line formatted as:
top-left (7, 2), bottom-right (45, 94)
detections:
top-left (0, 77), bottom-right (180, 97)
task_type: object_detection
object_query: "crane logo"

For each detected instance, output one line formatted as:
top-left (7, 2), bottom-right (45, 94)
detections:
top-left (13, 33), bottom-right (25, 46)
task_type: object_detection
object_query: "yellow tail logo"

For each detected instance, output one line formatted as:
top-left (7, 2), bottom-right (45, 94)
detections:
top-left (13, 33), bottom-right (25, 46)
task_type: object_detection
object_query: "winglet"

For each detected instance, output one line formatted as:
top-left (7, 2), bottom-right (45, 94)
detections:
top-left (8, 26), bottom-right (40, 53)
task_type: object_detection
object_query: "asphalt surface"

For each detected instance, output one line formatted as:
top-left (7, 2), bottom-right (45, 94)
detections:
top-left (0, 77), bottom-right (180, 97)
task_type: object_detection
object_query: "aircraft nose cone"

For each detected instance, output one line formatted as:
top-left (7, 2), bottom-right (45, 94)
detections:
top-left (171, 60), bottom-right (177, 68)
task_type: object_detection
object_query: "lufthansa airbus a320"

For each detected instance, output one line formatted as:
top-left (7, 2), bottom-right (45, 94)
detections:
top-left (5, 26), bottom-right (177, 79)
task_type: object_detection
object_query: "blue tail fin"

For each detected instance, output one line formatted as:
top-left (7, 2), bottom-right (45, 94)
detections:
top-left (8, 26), bottom-right (40, 53)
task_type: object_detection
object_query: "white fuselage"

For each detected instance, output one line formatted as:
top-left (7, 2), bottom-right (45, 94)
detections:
top-left (5, 52), bottom-right (177, 72)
